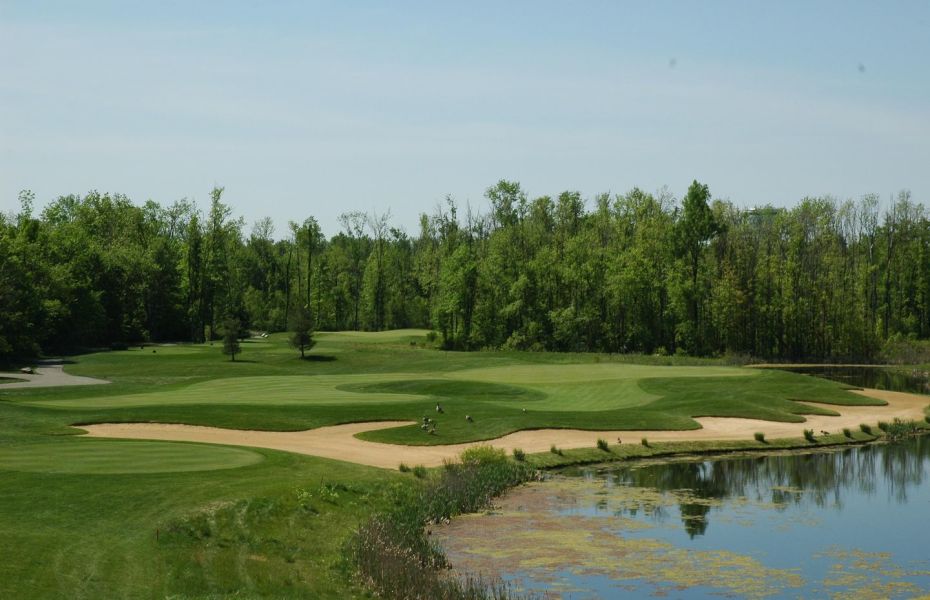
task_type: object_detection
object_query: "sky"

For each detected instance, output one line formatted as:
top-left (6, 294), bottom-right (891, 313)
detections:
top-left (2, 1), bottom-right (929, 236)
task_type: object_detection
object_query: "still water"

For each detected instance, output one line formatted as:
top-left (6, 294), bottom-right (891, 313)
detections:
top-left (782, 365), bottom-right (930, 395)
top-left (437, 370), bottom-right (930, 599)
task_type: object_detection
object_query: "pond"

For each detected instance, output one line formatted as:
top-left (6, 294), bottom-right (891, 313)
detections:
top-left (436, 369), bottom-right (930, 599)
top-left (782, 365), bottom-right (930, 395)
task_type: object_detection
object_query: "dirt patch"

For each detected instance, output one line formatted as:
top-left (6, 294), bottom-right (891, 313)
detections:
top-left (78, 388), bottom-right (929, 469)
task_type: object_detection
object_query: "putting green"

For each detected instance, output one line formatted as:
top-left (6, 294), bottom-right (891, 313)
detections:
top-left (445, 363), bottom-right (759, 411)
top-left (0, 440), bottom-right (264, 474)
top-left (449, 363), bottom-right (755, 384)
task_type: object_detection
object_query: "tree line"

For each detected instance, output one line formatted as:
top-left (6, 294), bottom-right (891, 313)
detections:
top-left (1, 181), bottom-right (927, 361)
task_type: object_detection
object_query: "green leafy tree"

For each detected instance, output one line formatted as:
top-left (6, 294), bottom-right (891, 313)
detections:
top-left (674, 180), bottom-right (720, 354)
top-left (221, 317), bottom-right (241, 361)
top-left (290, 307), bottom-right (316, 358)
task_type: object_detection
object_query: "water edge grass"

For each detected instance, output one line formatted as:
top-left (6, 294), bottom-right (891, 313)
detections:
top-left (346, 447), bottom-right (537, 599)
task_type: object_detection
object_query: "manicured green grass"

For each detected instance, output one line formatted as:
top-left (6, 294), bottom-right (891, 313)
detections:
top-left (0, 329), bottom-right (909, 598)
top-left (0, 439), bottom-right (264, 474)
top-left (3, 333), bottom-right (882, 446)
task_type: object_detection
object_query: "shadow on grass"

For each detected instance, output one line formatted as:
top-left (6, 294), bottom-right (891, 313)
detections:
top-left (301, 355), bottom-right (336, 362)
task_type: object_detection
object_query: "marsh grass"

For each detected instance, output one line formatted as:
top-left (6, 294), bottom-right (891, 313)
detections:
top-left (878, 421), bottom-right (890, 433)
top-left (803, 429), bottom-right (816, 443)
top-left (641, 437), bottom-right (650, 447)
top-left (754, 432), bottom-right (766, 443)
top-left (347, 447), bottom-right (535, 599)
top-left (596, 438), bottom-right (610, 452)
top-left (860, 423), bottom-right (873, 435)
top-left (550, 444), bottom-right (563, 456)
top-left (512, 448), bottom-right (526, 462)
top-left (843, 427), bottom-right (852, 438)
top-left (412, 465), bottom-right (428, 479)
top-left (883, 418), bottom-right (922, 441)
top-left (399, 463), bottom-right (411, 473)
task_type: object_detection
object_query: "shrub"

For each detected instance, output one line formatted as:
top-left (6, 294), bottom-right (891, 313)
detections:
top-left (512, 448), bottom-right (526, 462)
top-left (860, 423), bottom-right (873, 435)
top-left (754, 432), bottom-right (766, 443)
top-left (460, 445), bottom-right (507, 465)
top-left (877, 421), bottom-right (890, 432)
top-left (884, 418), bottom-right (921, 440)
top-left (412, 465), bottom-right (428, 479)
top-left (843, 427), bottom-right (852, 438)
top-left (596, 438), bottom-right (610, 452)
top-left (641, 437), bottom-right (649, 448)
top-left (803, 429), bottom-right (816, 443)
top-left (398, 463), bottom-right (411, 473)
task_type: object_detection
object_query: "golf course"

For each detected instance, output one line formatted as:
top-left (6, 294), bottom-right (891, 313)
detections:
top-left (1, 329), bottom-right (928, 598)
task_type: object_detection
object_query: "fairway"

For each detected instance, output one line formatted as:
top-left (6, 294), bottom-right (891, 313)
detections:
top-left (0, 440), bottom-right (263, 474)
top-left (28, 374), bottom-right (428, 409)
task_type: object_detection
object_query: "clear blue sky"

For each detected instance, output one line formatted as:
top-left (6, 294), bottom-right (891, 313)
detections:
top-left (2, 1), bottom-right (928, 236)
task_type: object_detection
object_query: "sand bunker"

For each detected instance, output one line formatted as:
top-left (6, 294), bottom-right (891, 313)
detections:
top-left (0, 361), bottom-right (110, 389)
top-left (80, 388), bottom-right (929, 469)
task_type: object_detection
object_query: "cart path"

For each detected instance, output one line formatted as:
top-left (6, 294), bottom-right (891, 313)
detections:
top-left (0, 361), bottom-right (110, 389)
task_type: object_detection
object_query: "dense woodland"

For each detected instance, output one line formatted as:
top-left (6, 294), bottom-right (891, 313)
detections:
top-left (2, 181), bottom-right (928, 361)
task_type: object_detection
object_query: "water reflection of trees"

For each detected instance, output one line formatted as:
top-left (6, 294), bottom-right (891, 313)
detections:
top-left (593, 437), bottom-right (930, 537)
top-left (784, 366), bottom-right (930, 394)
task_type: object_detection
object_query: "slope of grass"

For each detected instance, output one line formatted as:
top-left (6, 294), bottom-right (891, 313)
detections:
top-left (0, 441), bottom-right (401, 599)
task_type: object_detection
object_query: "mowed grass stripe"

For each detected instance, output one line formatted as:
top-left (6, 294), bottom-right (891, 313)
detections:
top-left (27, 374), bottom-right (430, 409)
top-left (0, 440), bottom-right (264, 474)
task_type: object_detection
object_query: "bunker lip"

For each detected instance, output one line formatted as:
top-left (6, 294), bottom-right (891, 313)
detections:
top-left (78, 388), bottom-right (929, 470)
